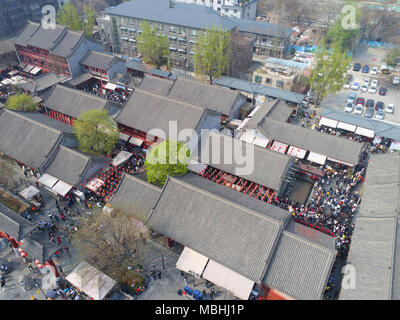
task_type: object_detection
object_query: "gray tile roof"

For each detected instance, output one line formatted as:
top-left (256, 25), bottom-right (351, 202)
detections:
top-left (106, 0), bottom-right (238, 31)
top-left (126, 60), bottom-right (147, 73)
top-left (357, 154), bottom-right (400, 217)
top-left (263, 231), bottom-right (336, 300)
top-left (16, 73), bottom-right (70, 93)
top-left (176, 173), bottom-right (292, 224)
top-left (193, 130), bottom-right (292, 191)
top-left (340, 217), bottom-right (397, 300)
top-left (110, 173), bottom-right (161, 221)
top-left (147, 176), bottom-right (283, 282)
top-left (44, 146), bottom-right (92, 186)
top-left (0, 108), bottom-right (63, 170)
top-left (13, 22), bottom-right (84, 57)
top-left (226, 17), bottom-right (293, 37)
top-left (321, 107), bottom-right (400, 142)
top-left (168, 77), bottom-right (241, 116)
top-left (66, 72), bottom-right (94, 87)
top-left (80, 51), bottom-right (117, 70)
top-left (214, 76), bottom-right (306, 104)
top-left (20, 232), bottom-right (60, 264)
top-left (0, 40), bottom-right (16, 55)
top-left (0, 203), bottom-right (36, 242)
top-left (43, 85), bottom-right (109, 119)
top-left (115, 88), bottom-right (205, 140)
top-left (258, 118), bottom-right (364, 165)
top-left (138, 75), bottom-right (174, 95)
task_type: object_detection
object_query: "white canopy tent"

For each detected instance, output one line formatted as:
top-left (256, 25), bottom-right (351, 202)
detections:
top-left (30, 67), bottom-right (41, 75)
top-left (86, 178), bottom-right (105, 192)
top-left (66, 261), bottom-right (116, 300)
top-left (337, 122), bottom-right (356, 132)
top-left (187, 159), bottom-right (208, 175)
top-left (38, 173), bottom-right (59, 189)
top-left (129, 136), bottom-right (144, 147)
top-left (111, 150), bottom-right (132, 167)
top-left (104, 82), bottom-right (117, 91)
top-left (355, 127), bottom-right (374, 138)
top-left (270, 141), bottom-right (288, 154)
top-left (23, 65), bottom-right (34, 73)
top-left (307, 152), bottom-right (327, 165)
top-left (253, 136), bottom-right (269, 148)
top-left (1, 78), bottom-right (12, 85)
top-left (239, 132), bottom-right (256, 144)
top-left (19, 186), bottom-right (40, 201)
top-left (287, 146), bottom-right (307, 159)
top-left (319, 117), bottom-right (338, 129)
top-left (202, 260), bottom-right (254, 300)
top-left (176, 247), bottom-right (209, 278)
top-left (52, 180), bottom-right (73, 197)
top-left (8, 70), bottom-right (19, 77)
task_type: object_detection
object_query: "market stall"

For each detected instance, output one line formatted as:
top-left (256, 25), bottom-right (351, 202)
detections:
top-left (86, 178), bottom-right (105, 192)
top-left (111, 150), bottom-right (132, 167)
top-left (270, 141), bottom-right (289, 154)
top-left (38, 173), bottom-right (59, 189)
top-left (287, 146), bottom-right (307, 159)
top-left (18, 186), bottom-right (40, 201)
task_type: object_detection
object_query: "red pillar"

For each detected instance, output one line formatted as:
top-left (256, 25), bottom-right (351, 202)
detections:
top-left (44, 259), bottom-right (60, 278)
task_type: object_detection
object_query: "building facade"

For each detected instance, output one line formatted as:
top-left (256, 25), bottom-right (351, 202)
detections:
top-left (174, 0), bottom-right (258, 20)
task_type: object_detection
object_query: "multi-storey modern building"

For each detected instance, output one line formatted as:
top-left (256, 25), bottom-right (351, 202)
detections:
top-left (99, 0), bottom-right (292, 70)
top-left (174, 0), bottom-right (258, 20)
top-left (13, 22), bottom-right (104, 77)
top-left (0, 0), bottom-right (59, 38)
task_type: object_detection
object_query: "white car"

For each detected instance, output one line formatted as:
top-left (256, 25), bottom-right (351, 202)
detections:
top-left (376, 109), bottom-right (385, 120)
top-left (351, 82), bottom-right (360, 90)
top-left (371, 79), bottom-right (379, 88)
top-left (353, 104), bottom-right (363, 116)
top-left (371, 67), bottom-right (379, 75)
top-left (360, 84), bottom-right (368, 92)
top-left (364, 78), bottom-right (370, 85)
top-left (393, 77), bottom-right (400, 86)
top-left (344, 102), bottom-right (354, 113)
top-left (368, 86), bottom-right (377, 94)
top-left (385, 103), bottom-right (394, 114)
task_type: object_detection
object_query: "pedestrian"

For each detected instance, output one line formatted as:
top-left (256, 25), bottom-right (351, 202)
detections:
top-left (54, 214), bottom-right (59, 223)
top-left (28, 263), bottom-right (33, 272)
top-left (59, 266), bottom-right (64, 277)
top-left (64, 247), bottom-right (70, 255)
top-left (157, 270), bottom-right (161, 279)
top-left (1, 279), bottom-right (6, 293)
top-left (57, 237), bottom-right (61, 245)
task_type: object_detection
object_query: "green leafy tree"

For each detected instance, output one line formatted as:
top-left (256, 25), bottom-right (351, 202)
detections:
top-left (57, 3), bottom-right (84, 32)
top-left (308, 43), bottom-right (351, 105)
top-left (326, 0), bottom-right (360, 50)
top-left (136, 21), bottom-right (170, 69)
top-left (5, 94), bottom-right (37, 112)
top-left (83, 5), bottom-right (97, 37)
top-left (73, 109), bottom-right (119, 156)
top-left (384, 48), bottom-right (400, 67)
top-left (194, 26), bottom-right (231, 83)
top-left (145, 139), bottom-right (190, 187)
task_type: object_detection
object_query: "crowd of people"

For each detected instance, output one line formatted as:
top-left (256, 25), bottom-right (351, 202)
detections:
top-left (77, 79), bottom-right (129, 104)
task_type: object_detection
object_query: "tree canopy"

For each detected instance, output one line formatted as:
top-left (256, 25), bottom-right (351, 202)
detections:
top-left (384, 48), bottom-right (400, 67)
top-left (5, 94), bottom-right (37, 112)
top-left (57, 3), bottom-right (84, 32)
top-left (83, 5), bottom-right (97, 37)
top-left (145, 139), bottom-right (190, 187)
top-left (194, 26), bottom-right (231, 83)
top-left (308, 43), bottom-right (351, 104)
top-left (73, 109), bottom-right (119, 156)
top-left (136, 21), bottom-right (170, 69)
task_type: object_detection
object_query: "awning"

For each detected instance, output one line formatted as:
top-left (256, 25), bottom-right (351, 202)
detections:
top-left (253, 136), bottom-right (269, 148)
top-left (307, 152), bottom-right (327, 165)
top-left (23, 65), bottom-right (34, 73)
top-left (67, 72), bottom-right (93, 86)
top-left (30, 67), bottom-right (41, 75)
top-left (337, 122), bottom-right (356, 132)
top-left (319, 117), bottom-right (338, 129)
top-left (237, 117), bottom-right (250, 130)
top-left (1, 78), bottom-right (12, 85)
top-left (327, 157), bottom-right (354, 167)
top-left (129, 136), bottom-right (143, 147)
top-left (38, 173), bottom-right (59, 189)
top-left (355, 127), bottom-right (374, 138)
top-left (187, 159), bottom-right (208, 175)
top-left (17, 63), bottom-right (27, 69)
top-left (86, 178), bottom-right (105, 192)
top-left (11, 75), bottom-right (24, 83)
top-left (119, 132), bottom-right (131, 142)
top-left (111, 150), bottom-right (132, 167)
top-left (176, 247), bottom-right (209, 278)
top-left (271, 141), bottom-right (288, 154)
top-left (248, 106), bottom-right (261, 117)
top-left (104, 82), bottom-right (117, 91)
top-left (8, 70), bottom-right (19, 76)
top-left (19, 186), bottom-right (40, 201)
top-left (202, 260), bottom-right (254, 300)
top-left (52, 180), bottom-right (73, 197)
top-left (239, 132), bottom-right (256, 144)
top-left (287, 145), bottom-right (307, 159)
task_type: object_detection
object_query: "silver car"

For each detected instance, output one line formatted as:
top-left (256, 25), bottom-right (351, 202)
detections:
top-left (375, 109), bottom-right (385, 120)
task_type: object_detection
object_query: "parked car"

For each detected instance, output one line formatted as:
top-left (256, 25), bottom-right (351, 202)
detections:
top-left (364, 107), bottom-right (374, 118)
top-left (353, 104), bottom-right (363, 115)
top-left (375, 109), bottom-right (385, 120)
top-left (344, 80), bottom-right (351, 89)
top-left (371, 79), bottom-right (379, 88)
top-left (353, 63), bottom-right (361, 71)
top-left (393, 76), bottom-right (400, 86)
top-left (360, 84), bottom-right (368, 92)
top-left (370, 67), bottom-right (379, 75)
top-left (364, 78), bottom-right (370, 85)
top-left (344, 102), bottom-right (354, 113)
top-left (366, 99), bottom-right (375, 108)
top-left (385, 103), bottom-right (394, 114)
top-left (351, 82), bottom-right (360, 91)
top-left (376, 101), bottom-right (385, 111)
top-left (347, 92), bottom-right (357, 104)
top-left (356, 97), bottom-right (365, 106)
top-left (362, 65), bottom-right (370, 73)
top-left (379, 87), bottom-right (388, 96)
top-left (368, 86), bottom-right (377, 94)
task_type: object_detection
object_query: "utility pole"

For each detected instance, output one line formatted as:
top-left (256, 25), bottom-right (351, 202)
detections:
top-left (161, 254), bottom-right (165, 270)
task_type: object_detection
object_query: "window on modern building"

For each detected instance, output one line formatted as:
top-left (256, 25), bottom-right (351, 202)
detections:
top-left (276, 80), bottom-right (283, 87)
top-left (217, 7), bottom-right (221, 11)
top-left (191, 29), bottom-right (197, 37)
top-left (170, 26), bottom-right (176, 33)
top-left (255, 75), bottom-right (262, 83)
top-left (265, 78), bottom-right (271, 84)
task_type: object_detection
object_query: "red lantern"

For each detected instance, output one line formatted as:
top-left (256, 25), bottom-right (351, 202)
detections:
top-left (17, 248), bottom-right (24, 253)
top-left (20, 252), bottom-right (28, 258)
top-left (37, 264), bottom-right (44, 269)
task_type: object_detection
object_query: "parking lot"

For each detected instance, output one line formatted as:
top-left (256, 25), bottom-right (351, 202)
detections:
top-left (322, 68), bottom-right (400, 125)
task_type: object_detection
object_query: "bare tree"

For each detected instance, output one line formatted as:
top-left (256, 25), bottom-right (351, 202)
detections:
top-left (0, 156), bottom-right (17, 188)
top-left (359, 7), bottom-right (399, 43)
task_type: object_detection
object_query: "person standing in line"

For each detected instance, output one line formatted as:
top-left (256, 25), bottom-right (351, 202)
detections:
top-left (1, 279), bottom-right (6, 293)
